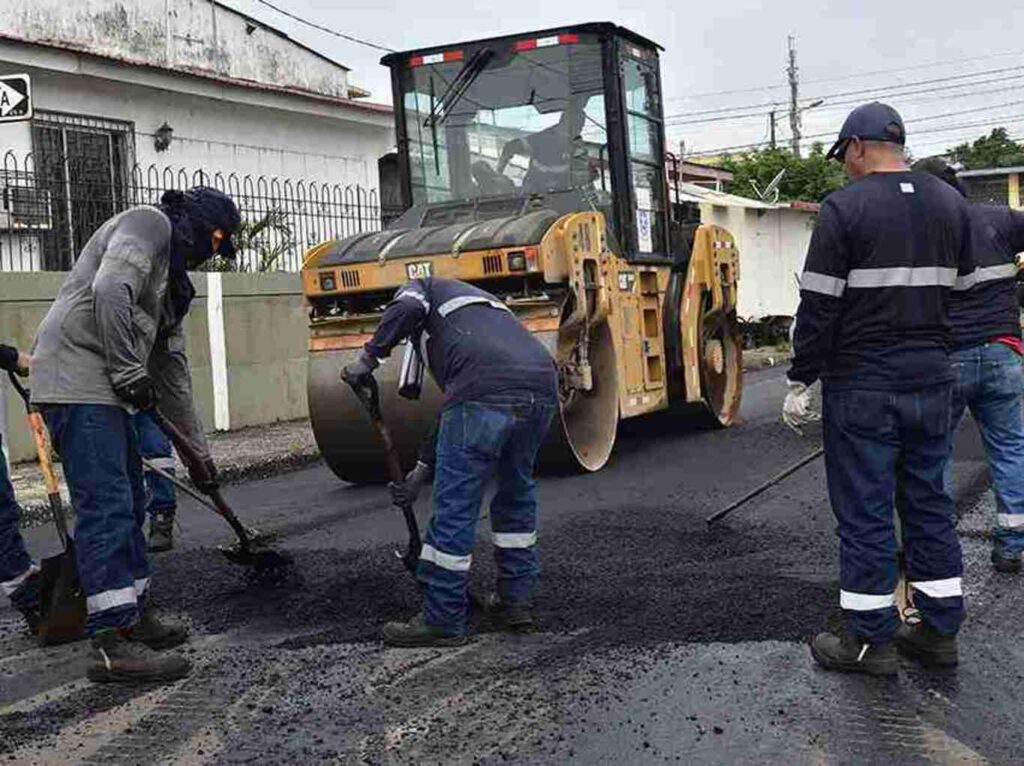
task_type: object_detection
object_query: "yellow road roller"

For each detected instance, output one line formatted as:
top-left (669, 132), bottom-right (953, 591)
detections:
top-left (301, 22), bottom-right (742, 482)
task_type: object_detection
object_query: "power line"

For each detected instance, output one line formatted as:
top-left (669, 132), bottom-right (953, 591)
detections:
top-left (249, 0), bottom-right (396, 53)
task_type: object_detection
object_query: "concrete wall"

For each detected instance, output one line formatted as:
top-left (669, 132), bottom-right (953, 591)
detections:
top-left (0, 271), bottom-right (309, 463)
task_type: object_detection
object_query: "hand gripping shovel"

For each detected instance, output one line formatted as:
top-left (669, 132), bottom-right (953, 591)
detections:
top-left (7, 372), bottom-right (85, 645)
top-left (147, 408), bottom-right (290, 572)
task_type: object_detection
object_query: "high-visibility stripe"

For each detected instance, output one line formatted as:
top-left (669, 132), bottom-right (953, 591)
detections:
top-left (911, 577), bottom-right (962, 599)
top-left (87, 585), bottom-right (137, 614)
top-left (396, 290), bottom-right (431, 311)
top-left (1, 563), bottom-right (40, 597)
top-left (493, 531), bottom-right (537, 549)
top-left (800, 271), bottom-right (847, 297)
top-left (409, 50), bottom-right (464, 67)
top-left (420, 543), bottom-right (472, 572)
top-left (846, 266), bottom-right (957, 289)
top-left (436, 295), bottom-right (511, 317)
top-left (145, 457), bottom-right (177, 472)
top-left (135, 577), bottom-right (150, 597)
top-left (954, 263), bottom-right (1018, 291)
top-left (840, 590), bottom-right (896, 611)
top-left (514, 34), bottom-right (579, 51)
top-left (997, 513), bottom-right (1024, 529)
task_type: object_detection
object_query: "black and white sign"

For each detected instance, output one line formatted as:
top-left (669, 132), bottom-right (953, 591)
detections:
top-left (0, 74), bottom-right (32, 123)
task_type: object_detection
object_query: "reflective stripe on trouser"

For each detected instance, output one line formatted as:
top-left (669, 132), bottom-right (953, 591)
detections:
top-left (824, 384), bottom-right (964, 641)
top-left (45, 405), bottom-right (151, 634)
top-left (418, 397), bottom-right (554, 633)
top-left (133, 411), bottom-right (177, 518)
top-left (0, 433), bottom-right (38, 610)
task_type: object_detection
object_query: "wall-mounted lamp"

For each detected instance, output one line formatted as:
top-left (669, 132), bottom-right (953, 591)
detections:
top-left (154, 122), bottom-right (174, 153)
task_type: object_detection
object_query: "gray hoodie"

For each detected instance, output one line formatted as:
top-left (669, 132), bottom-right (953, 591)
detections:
top-left (30, 206), bottom-right (209, 457)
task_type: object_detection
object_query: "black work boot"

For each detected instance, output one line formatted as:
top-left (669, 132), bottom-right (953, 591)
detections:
top-left (486, 594), bottom-right (536, 632)
top-left (88, 629), bottom-right (191, 684)
top-left (126, 606), bottom-right (188, 651)
top-left (991, 549), bottom-right (1022, 574)
top-left (382, 614), bottom-right (467, 648)
top-left (895, 621), bottom-right (959, 667)
top-left (148, 512), bottom-right (175, 553)
top-left (810, 631), bottom-right (898, 676)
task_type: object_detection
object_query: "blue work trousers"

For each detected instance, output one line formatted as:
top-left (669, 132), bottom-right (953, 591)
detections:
top-left (418, 393), bottom-right (556, 635)
top-left (0, 433), bottom-right (38, 611)
top-left (133, 411), bottom-right (177, 519)
top-left (948, 343), bottom-right (1024, 559)
top-left (44, 404), bottom-right (149, 634)
top-left (823, 383), bottom-right (965, 642)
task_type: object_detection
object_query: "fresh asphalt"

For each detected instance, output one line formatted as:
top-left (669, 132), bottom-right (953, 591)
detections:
top-left (1, 366), bottom-right (1018, 765)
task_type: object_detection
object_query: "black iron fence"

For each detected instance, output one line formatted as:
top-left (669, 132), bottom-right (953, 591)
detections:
top-left (0, 151), bottom-right (403, 273)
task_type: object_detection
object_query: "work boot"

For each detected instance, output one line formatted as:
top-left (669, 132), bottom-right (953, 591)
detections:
top-left (88, 629), bottom-right (191, 684)
top-left (991, 549), bottom-right (1021, 574)
top-left (148, 512), bottom-right (175, 553)
top-left (810, 630), bottom-right (898, 676)
top-left (126, 606), bottom-right (188, 651)
top-left (895, 621), bottom-right (959, 668)
top-left (486, 594), bottom-right (536, 632)
top-left (382, 614), bottom-right (467, 648)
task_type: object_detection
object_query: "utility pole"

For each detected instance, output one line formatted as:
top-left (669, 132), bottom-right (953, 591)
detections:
top-left (769, 109), bottom-right (777, 149)
top-left (787, 34), bottom-right (801, 157)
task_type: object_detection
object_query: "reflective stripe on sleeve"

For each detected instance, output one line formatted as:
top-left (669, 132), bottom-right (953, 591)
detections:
top-left (145, 457), bottom-right (177, 472)
top-left (420, 543), bottom-right (472, 572)
top-left (839, 590), bottom-right (896, 611)
top-left (493, 531), bottom-right (537, 549)
top-left (1, 563), bottom-right (40, 596)
top-left (954, 263), bottom-right (1019, 291)
top-left (911, 577), bottom-right (962, 599)
top-left (396, 290), bottom-right (431, 311)
top-left (997, 513), bottom-right (1024, 529)
top-left (135, 577), bottom-right (151, 597)
top-left (436, 295), bottom-right (511, 317)
top-left (847, 266), bottom-right (958, 289)
top-left (800, 271), bottom-right (847, 297)
top-left (87, 585), bottom-right (138, 614)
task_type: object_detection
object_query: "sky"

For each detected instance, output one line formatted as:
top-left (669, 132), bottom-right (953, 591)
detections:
top-left (224, 0), bottom-right (1024, 160)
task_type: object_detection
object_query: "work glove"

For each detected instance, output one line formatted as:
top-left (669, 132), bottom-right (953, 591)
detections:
top-left (189, 456), bottom-right (220, 494)
top-left (782, 378), bottom-right (820, 434)
top-left (341, 351), bottom-right (380, 389)
top-left (114, 376), bottom-right (159, 411)
top-left (389, 460), bottom-right (433, 507)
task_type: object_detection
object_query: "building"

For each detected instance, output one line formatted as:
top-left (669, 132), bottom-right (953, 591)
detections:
top-left (0, 0), bottom-right (395, 271)
top-left (958, 166), bottom-right (1024, 208)
top-left (667, 159), bottom-right (733, 192)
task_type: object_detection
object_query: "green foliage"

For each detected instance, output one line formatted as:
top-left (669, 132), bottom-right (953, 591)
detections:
top-left (199, 209), bottom-right (295, 273)
top-left (717, 143), bottom-right (847, 203)
top-left (946, 128), bottom-right (1024, 170)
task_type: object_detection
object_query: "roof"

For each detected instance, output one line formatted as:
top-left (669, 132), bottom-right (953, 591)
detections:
top-left (958, 166), bottom-right (1024, 178)
top-left (673, 182), bottom-right (820, 212)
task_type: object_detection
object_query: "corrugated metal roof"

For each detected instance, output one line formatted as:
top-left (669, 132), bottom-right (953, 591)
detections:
top-left (672, 182), bottom-right (819, 212)
top-left (958, 166), bottom-right (1024, 178)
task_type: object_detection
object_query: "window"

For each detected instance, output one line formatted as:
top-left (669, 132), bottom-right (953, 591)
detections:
top-left (31, 111), bottom-right (135, 269)
top-left (621, 52), bottom-right (667, 256)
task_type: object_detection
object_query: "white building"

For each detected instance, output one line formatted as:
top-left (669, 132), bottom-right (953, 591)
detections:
top-left (0, 0), bottom-right (395, 271)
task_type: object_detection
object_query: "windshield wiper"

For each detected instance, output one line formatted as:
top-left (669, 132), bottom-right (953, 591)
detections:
top-left (423, 47), bottom-right (494, 128)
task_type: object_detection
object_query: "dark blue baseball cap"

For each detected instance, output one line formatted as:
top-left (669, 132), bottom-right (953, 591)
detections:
top-left (826, 102), bottom-right (906, 161)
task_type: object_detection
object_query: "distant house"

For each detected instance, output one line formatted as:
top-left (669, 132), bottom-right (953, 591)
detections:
top-left (958, 166), bottom-right (1024, 208)
top-left (0, 0), bottom-right (395, 271)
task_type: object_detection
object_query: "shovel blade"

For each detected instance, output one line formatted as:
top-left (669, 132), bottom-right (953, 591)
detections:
top-left (37, 548), bottom-right (86, 646)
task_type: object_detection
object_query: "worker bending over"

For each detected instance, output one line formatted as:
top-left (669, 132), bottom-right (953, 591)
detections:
top-left (915, 157), bottom-right (1024, 574)
top-left (343, 277), bottom-right (557, 647)
top-left (30, 187), bottom-right (240, 683)
top-left (784, 103), bottom-right (972, 675)
top-left (0, 344), bottom-right (40, 634)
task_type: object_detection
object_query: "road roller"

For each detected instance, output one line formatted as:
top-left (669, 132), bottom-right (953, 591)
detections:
top-left (301, 22), bottom-right (743, 483)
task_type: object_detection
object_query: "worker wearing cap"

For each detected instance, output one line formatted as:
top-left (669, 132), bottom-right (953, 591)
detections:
top-left (914, 156), bottom-right (1024, 575)
top-left (0, 344), bottom-right (41, 634)
top-left (343, 277), bottom-right (557, 647)
top-left (30, 187), bottom-right (240, 683)
top-left (784, 103), bottom-right (973, 675)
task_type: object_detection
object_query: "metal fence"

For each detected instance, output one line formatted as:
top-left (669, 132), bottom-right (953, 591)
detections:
top-left (0, 151), bottom-right (403, 273)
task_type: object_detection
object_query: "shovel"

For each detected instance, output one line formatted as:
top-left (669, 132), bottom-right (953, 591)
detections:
top-left (7, 372), bottom-right (86, 645)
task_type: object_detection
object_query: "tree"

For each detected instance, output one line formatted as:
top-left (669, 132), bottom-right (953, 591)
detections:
top-left (946, 128), bottom-right (1024, 170)
top-left (717, 143), bottom-right (846, 203)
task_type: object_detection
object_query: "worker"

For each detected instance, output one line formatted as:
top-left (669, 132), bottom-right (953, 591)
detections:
top-left (30, 187), bottom-right (240, 683)
top-left (135, 412), bottom-right (179, 552)
top-left (914, 156), bottom-right (1024, 574)
top-left (342, 277), bottom-right (557, 647)
top-left (0, 344), bottom-right (40, 634)
top-left (497, 95), bottom-right (589, 193)
top-left (784, 103), bottom-right (973, 675)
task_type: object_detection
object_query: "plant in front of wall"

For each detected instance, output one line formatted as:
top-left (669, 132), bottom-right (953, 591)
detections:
top-left (199, 209), bottom-right (295, 273)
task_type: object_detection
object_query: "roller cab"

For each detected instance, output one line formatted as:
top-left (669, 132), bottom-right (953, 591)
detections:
top-left (301, 22), bottom-right (742, 482)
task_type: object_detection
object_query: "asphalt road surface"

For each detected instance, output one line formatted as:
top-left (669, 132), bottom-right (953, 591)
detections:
top-left (2, 367), bottom-right (1020, 765)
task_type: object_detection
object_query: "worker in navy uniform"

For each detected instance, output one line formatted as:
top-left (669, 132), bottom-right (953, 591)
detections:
top-left (784, 103), bottom-right (973, 675)
top-left (343, 277), bottom-right (557, 647)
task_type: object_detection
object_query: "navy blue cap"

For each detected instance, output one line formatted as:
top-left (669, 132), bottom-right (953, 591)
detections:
top-left (185, 187), bottom-right (241, 258)
top-left (826, 102), bottom-right (906, 161)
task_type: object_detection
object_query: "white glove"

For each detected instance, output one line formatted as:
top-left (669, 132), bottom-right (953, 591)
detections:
top-left (782, 379), bottom-right (820, 434)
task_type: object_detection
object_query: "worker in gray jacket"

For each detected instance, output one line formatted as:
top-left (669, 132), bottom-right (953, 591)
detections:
top-left (31, 187), bottom-right (240, 684)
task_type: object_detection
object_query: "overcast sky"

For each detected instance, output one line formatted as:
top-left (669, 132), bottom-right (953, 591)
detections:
top-left (225, 0), bottom-right (1024, 159)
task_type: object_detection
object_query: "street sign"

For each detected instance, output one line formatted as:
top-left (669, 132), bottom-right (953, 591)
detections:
top-left (0, 74), bottom-right (32, 123)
